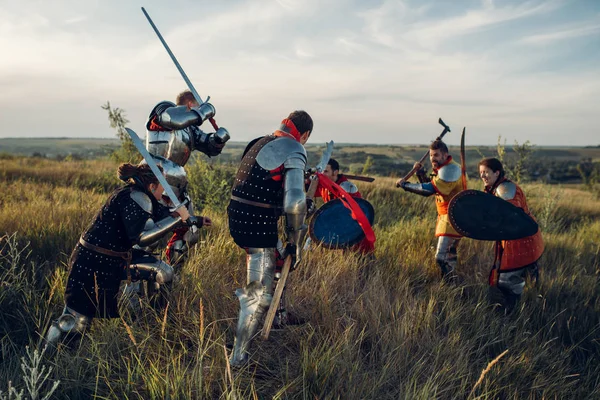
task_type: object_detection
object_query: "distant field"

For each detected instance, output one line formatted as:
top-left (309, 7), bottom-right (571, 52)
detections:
top-left (2, 137), bottom-right (599, 183)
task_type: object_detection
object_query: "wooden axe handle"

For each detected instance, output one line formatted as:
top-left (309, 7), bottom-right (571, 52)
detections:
top-left (397, 118), bottom-right (450, 187)
top-left (261, 255), bottom-right (292, 340)
top-left (397, 151), bottom-right (429, 186)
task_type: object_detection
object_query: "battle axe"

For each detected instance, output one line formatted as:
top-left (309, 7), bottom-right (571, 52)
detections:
top-left (396, 118), bottom-right (451, 187)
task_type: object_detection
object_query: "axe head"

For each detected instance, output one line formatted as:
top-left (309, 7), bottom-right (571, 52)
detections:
top-left (438, 118), bottom-right (450, 132)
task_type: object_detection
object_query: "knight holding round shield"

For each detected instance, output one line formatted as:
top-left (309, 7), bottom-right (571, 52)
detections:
top-left (479, 157), bottom-right (544, 310)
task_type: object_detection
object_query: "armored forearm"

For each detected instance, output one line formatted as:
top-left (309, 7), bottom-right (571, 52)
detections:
top-left (401, 182), bottom-right (436, 197)
top-left (283, 168), bottom-right (307, 246)
top-left (137, 215), bottom-right (183, 247)
top-left (156, 103), bottom-right (215, 130)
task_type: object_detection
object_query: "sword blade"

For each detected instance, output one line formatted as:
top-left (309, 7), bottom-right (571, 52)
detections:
top-left (141, 7), bottom-right (205, 105)
top-left (315, 141), bottom-right (334, 173)
top-left (125, 128), bottom-right (183, 209)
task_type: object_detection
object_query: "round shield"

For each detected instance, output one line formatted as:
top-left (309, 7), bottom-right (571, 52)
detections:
top-left (448, 189), bottom-right (538, 241)
top-left (309, 198), bottom-right (375, 249)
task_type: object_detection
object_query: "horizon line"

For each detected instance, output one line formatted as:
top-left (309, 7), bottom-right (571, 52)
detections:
top-left (1, 137), bottom-right (598, 148)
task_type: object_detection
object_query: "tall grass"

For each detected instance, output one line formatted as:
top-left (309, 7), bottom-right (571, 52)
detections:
top-left (0, 157), bottom-right (599, 399)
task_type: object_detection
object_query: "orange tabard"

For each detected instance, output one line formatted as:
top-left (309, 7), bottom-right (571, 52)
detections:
top-left (431, 159), bottom-right (464, 237)
top-left (496, 182), bottom-right (544, 271)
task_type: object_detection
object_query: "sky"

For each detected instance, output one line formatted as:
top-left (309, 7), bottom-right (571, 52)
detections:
top-left (0, 0), bottom-right (599, 146)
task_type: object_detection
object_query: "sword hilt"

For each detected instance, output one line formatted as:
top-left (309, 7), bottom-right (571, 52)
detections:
top-left (209, 117), bottom-right (219, 131)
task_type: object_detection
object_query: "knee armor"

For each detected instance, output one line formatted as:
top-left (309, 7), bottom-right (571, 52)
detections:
top-left (46, 306), bottom-right (92, 346)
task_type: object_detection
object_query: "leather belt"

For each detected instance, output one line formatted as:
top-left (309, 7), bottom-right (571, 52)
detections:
top-left (79, 237), bottom-right (133, 282)
top-left (230, 195), bottom-right (281, 209)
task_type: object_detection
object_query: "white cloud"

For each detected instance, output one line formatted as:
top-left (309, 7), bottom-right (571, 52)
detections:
top-left (0, 0), bottom-right (598, 146)
top-left (521, 22), bottom-right (600, 44)
top-left (64, 15), bottom-right (88, 24)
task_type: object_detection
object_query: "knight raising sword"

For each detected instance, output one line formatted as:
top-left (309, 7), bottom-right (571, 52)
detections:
top-left (140, 8), bottom-right (231, 268)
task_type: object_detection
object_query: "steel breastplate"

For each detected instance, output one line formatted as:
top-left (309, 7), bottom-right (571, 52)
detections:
top-left (166, 129), bottom-right (194, 166)
top-left (146, 131), bottom-right (171, 159)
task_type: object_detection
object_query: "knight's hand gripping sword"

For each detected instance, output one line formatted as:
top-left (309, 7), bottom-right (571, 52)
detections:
top-left (141, 7), bottom-right (228, 143)
top-left (396, 118), bottom-right (451, 187)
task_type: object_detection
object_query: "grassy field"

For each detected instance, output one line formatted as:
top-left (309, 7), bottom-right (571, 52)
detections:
top-left (0, 156), bottom-right (599, 399)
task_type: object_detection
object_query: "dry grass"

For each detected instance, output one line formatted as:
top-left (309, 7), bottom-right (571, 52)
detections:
top-left (0, 157), bottom-right (599, 399)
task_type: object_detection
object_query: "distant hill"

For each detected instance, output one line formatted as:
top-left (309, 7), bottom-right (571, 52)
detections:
top-left (1, 137), bottom-right (599, 184)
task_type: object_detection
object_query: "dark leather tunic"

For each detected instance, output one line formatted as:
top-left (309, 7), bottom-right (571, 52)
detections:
top-left (65, 185), bottom-right (159, 318)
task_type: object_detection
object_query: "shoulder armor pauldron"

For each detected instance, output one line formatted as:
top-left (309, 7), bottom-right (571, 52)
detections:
top-left (256, 137), bottom-right (307, 171)
top-left (130, 191), bottom-right (153, 214)
top-left (146, 101), bottom-right (177, 129)
top-left (496, 181), bottom-right (517, 200)
top-left (339, 180), bottom-right (358, 194)
top-left (437, 163), bottom-right (461, 182)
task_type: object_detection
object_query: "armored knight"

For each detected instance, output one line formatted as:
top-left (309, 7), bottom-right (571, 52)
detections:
top-left (227, 110), bottom-right (313, 367)
top-left (479, 157), bottom-right (544, 311)
top-left (144, 90), bottom-right (230, 266)
top-left (46, 163), bottom-right (194, 345)
top-left (398, 140), bottom-right (465, 280)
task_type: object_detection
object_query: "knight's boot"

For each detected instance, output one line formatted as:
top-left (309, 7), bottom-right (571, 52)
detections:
top-left (45, 306), bottom-right (92, 347)
top-left (229, 281), bottom-right (272, 367)
top-left (166, 239), bottom-right (187, 272)
top-left (496, 269), bottom-right (526, 314)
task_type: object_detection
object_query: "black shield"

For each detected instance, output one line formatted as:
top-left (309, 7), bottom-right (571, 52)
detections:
top-left (309, 198), bottom-right (375, 249)
top-left (448, 189), bottom-right (538, 241)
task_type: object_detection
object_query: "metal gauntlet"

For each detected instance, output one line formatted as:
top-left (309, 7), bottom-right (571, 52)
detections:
top-left (138, 215), bottom-right (183, 247)
top-left (191, 102), bottom-right (216, 123)
top-left (195, 129), bottom-right (230, 157)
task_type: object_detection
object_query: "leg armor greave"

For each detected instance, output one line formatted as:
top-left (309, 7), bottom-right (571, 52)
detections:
top-left (435, 237), bottom-right (461, 278)
top-left (166, 239), bottom-right (187, 269)
top-left (45, 306), bottom-right (92, 346)
top-left (497, 269), bottom-right (526, 297)
top-left (230, 248), bottom-right (276, 367)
